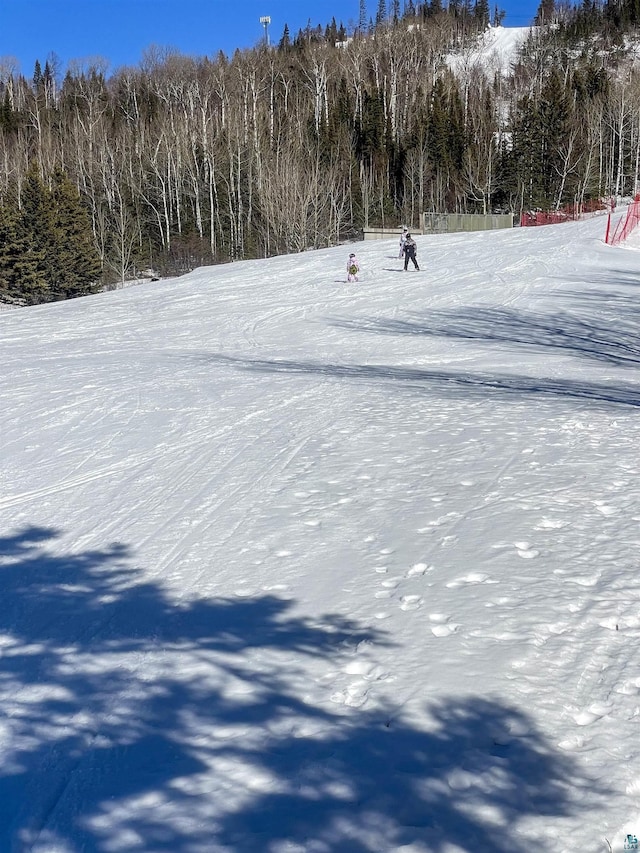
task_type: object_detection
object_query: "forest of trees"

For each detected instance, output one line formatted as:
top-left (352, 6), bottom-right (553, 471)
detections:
top-left (2, 0), bottom-right (640, 304)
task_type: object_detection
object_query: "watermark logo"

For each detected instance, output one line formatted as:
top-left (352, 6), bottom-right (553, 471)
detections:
top-left (624, 834), bottom-right (639, 851)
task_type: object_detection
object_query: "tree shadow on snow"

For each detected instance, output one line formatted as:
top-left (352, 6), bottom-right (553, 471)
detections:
top-left (196, 352), bottom-right (640, 409)
top-left (563, 269), bottom-right (640, 290)
top-left (330, 304), bottom-right (640, 370)
top-left (554, 286), bottom-right (640, 317)
top-left (0, 527), bottom-right (606, 852)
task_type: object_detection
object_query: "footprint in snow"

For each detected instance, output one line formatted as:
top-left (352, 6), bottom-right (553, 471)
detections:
top-left (572, 702), bottom-right (612, 726)
top-left (344, 660), bottom-right (389, 681)
top-left (422, 512), bottom-right (460, 529)
top-left (446, 769), bottom-right (475, 791)
top-left (399, 594), bottom-right (423, 611)
top-left (557, 734), bottom-right (585, 751)
top-left (446, 572), bottom-right (497, 589)
top-left (233, 587), bottom-right (258, 598)
top-left (536, 518), bottom-right (568, 530)
top-left (616, 678), bottom-right (640, 696)
top-left (514, 541), bottom-right (540, 559)
top-left (406, 562), bottom-right (430, 577)
top-left (330, 684), bottom-right (369, 708)
top-left (593, 500), bottom-right (619, 516)
top-left (431, 623), bottom-right (459, 637)
top-left (564, 572), bottom-right (601, 588)
top-left (375, 576), bottom-right (403, 599)
top-left (429, 613), bottom-right (459, 636)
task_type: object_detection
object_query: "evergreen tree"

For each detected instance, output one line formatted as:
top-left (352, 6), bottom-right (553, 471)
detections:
top-left (359, 0), bottom-right (368, 30)
top-left (492, 4), bottom-right (505, 26)
top-left (19, 163), bottom-right (101, 301)
top-left (20, 162), bottom-right (57, 288)
top-left (584, 63), bottom-right (609, 99)
top-left (474, 0), bottom-right (491, 28)
top-left (325, 18), bottom-right (339, 43)
top-left (325, 76), bottom-right (354, 150)
top-left (507, 66), bottom-right (573, 210)
top-left (538, 68), bottom-right (572, 201)
top-left (356, 89), bottom-right (386, 161)
top-left (0, 202), bottom-right (48, 305)
top-left (278, 23), bottom-right (291, 52)
top-left (49, 168), bottom-right (102, 299)
top-left (535, 0), bottom-right (555, 25)
top-left (0, 90), bottom-right (15, 131)
top-left (32, 59), bottom-right (43, 91)
top-left (429, 76), bottom-right (466, 173)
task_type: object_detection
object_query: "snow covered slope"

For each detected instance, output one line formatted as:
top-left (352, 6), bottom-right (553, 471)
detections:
top-left (447, 25), bottom-right (534, 78)
top-left (2, 213), bottom-right (640, 852)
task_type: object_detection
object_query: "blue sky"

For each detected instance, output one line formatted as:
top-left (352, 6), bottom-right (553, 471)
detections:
top-left (1, 0), bottom-right (541, 76)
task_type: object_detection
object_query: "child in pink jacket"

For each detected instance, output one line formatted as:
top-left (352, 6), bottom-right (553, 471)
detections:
top-left (347, 253), bottom-right (360, 282)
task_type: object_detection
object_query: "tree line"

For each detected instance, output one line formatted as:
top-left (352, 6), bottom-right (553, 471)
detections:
top-left (1, 0), bottom-right (640, 304)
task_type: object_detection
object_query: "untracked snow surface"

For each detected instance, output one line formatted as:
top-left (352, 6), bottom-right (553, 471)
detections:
top-left (2, 213), bottom-right (640, 853)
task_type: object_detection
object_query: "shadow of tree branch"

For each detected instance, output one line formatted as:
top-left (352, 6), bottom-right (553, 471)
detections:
top-left (194, 352), bottom-right (640, 409)
top-left (330, 303), bottom-right (640, 369)
top-left (0, 527), bottom-right (607, 852)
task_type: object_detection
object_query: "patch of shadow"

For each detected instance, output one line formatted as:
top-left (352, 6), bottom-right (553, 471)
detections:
top-left (0, 528), bottom-right (610, 852)
top-left (214, 696), bottom-right (607, 852)
top-left (330, 306), bottom-right (640, 369)
top-left (192, 352), bottom-right (640, 409)
top-left (562, 269), bottom-right (640, 290)
top-left (0, 526), bottom-right (390, 851)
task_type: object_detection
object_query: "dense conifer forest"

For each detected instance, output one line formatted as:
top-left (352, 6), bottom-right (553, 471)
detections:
top-left (2, 0), bottom-right (640, 303)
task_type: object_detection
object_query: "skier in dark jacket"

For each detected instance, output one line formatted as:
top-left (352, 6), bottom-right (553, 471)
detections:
top-left (403, 233), bottom-right (419, 270)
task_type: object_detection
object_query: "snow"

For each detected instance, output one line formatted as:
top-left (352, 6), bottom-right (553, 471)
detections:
top-left (447, 26), bottom-right (535, 78)
top-left (2, 212), bottom-right (640, 852)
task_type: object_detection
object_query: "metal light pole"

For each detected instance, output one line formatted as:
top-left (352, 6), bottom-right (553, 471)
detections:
top-left (260, 16), bottom-right (271, 46)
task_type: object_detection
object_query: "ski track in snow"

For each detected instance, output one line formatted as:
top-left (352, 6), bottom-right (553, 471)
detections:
top-left (2, 214), bottom-right (640, 852)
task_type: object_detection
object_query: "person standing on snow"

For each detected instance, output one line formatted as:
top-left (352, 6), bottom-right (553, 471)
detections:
top-left (403, 233), bottom-right (419, 270)
top-left (398, 226), bottom-right (408, 259)
top-left (347, 252), bottom-right (360, 282)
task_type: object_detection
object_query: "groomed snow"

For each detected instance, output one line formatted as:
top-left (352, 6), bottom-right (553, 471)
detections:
top-left (446, 25), bottom-right (535, 78)
top-left (1, 212), bottom-right (640, 852)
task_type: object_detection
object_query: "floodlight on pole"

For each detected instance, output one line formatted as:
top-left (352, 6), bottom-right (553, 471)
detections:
top-left (260, 15), bottom-right (271, 46)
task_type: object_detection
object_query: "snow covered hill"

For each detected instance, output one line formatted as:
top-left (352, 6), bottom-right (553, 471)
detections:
top-left (2, 213), bottom-right (640, 852)
top-left (447, 25), bottom-right (534, 79)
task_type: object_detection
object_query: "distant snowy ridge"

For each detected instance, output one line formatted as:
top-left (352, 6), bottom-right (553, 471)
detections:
top-left (447, 25), bottom-right (535, 78)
